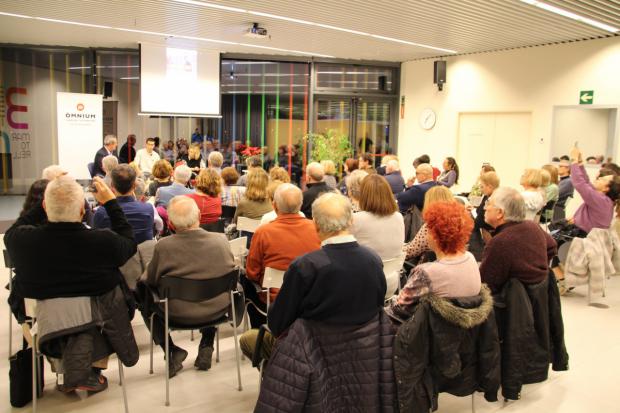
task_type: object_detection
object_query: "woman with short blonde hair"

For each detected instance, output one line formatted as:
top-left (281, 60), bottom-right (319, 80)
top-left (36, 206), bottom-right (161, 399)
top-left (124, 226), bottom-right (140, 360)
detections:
top-left (185, 168), bottom-right (222, 224)
top-left (346, 169), bottom-right (369, 212)
top-left (541, 165), bottom-right (560, 221)
top-left (520, 168), bottom-right (545, 220)
top-left (320, 160), bottom-right (338, 189)
top-left (234, 168), bottom-right (273, 222)
top-left (269, 166), bottom-right (291, 183)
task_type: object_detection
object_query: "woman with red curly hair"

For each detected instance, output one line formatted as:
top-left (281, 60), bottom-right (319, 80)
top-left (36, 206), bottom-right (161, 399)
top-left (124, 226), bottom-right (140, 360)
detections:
top-left (388, 201), bottom-right (481, 320)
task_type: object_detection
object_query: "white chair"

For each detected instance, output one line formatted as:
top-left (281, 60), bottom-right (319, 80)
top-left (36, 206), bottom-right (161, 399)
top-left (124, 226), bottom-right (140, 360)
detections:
top-left (229, 236), bottom-right (248, 267)
top-left (242, 267), bottom-right (286, 333)
top-left (383, 253), bottom-right (406, 300)
top-left (237, 217), bottom-right (262, 234)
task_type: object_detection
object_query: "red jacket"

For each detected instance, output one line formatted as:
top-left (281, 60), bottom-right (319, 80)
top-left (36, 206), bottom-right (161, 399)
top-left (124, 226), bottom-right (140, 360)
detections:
top-left (246, 214), bottom-right (321, 302)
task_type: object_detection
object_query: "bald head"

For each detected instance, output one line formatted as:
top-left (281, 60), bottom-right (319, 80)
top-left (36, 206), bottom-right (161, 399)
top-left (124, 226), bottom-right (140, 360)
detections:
top-left (416, 163), bottom-right (433, 183)
top-left (312, 192), bottom-right (352, 237)
top-left (306, 162), bottom-right (325, 183)
top-left (274, 183), bottom-right (303, 214)
top-left (168, 196), bottom-right (200, 231)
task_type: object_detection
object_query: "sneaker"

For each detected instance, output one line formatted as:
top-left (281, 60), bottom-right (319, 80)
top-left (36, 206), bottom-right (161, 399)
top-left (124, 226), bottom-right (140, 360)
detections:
top-left (169, 348), bottom-right (188, 378)
top-left (76, 372), bottom-right (108, 393)
top-left (194, 346), bottom-right (214, 371)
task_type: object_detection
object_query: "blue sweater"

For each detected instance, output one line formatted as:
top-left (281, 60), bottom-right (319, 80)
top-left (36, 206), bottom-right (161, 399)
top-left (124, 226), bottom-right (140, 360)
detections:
top-left (396, 180), bottom-right (437, 213)
top-left (94, 195), bottom-right (154, 244)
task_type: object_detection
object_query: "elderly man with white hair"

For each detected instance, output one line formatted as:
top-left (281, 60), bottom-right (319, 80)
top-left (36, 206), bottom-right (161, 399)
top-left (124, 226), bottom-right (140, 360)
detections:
top-left (93, 134), bottom-right (118, 177)
top-left (301, 161), bottom-right (332, 219)
top-left (155, 164), bottom-right (194, 208)
top-left (41, 164), bottom-right (66, 180)
top-left (480, 187), bottom-right (556, 293)
top-left (239, 184), bottom-right (321, 359)
top-left (137, 195), bottom-right (236, 377)
top-left (396, 163), bottom-right (437, 213)
top-left (385, 159), bottom-right (405, 195)
top-left (4, 176), bottom-right (138, 391)
top-left (207, 151), bottom-right (224, 175)
top-left (101, 154), bottom-right (119, 187)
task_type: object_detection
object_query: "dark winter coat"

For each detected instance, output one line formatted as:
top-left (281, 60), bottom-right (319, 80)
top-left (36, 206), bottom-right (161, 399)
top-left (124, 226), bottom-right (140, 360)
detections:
top-left (255, 311), bottom-right (397, 413)
top-left (493, 271), bottom-right (569, 400)
top-left (393, 286), bottom-right (500, 412)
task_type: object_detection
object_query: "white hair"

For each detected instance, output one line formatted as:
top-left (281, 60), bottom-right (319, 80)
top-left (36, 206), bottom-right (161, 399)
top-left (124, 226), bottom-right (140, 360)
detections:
top-left (386, 159), bottom-right (400, 173)
top-left (491, 187), bottom-right (526, 222)
top-left (312, 192), bottom-right (352, 234)
top-left (208, 151), bottom-right (224, 168)
top-left (102, 155), bottom-right (118, 174)
top-left (174, 165), bottom-right (192, 184)
top-left (274, 183), bottom-right (303, 214)
top-left (41, 165), bottom-right (66, 180)
top-left (44, 175), bottom-right (84, 222)
top-left (306, 162), bottom-right (325, 181)
top-left (347, 169), bottom-right (368, 199)
top-left (104, 134), bottom-right (117, 146)
top-left (168, 196), bottom-right (200, 231)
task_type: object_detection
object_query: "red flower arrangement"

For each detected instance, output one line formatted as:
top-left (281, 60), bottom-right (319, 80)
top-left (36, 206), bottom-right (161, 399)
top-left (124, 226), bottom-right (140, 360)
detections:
top-left (236, 144), bottom-right (262, 157)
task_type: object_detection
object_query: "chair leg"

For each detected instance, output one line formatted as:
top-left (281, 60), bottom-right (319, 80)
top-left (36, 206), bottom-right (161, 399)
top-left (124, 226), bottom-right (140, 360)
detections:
top-left (8, 271), bottom-right (12, 359)
top-left (32, 333), bottom-right (37, 413)
top-left (215, 327), bottom-right (220, 363)
top-left (231, 291), bottom-right (242, 391)
top-left (190, 330), bottom-right (194, 341)
top-left (471, 394), bottom-right (475, 413)
top-left (149, 314), bottom-right (154, 374)
top-left (258, 360), bottom-right (264, 391)
top-left (164, 299), bottom-right (170, 407)
top-left (118, 359), bottom-right (129, 413)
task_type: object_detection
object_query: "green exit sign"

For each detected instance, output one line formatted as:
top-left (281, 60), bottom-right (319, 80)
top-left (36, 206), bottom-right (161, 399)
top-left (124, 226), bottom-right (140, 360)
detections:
top-left (580, 90), bottom-right (594, 104)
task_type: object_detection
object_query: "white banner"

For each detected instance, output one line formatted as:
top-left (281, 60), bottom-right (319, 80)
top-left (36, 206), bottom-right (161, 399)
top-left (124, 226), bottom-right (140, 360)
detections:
top-left (57, 92), bottom-right (103, 180)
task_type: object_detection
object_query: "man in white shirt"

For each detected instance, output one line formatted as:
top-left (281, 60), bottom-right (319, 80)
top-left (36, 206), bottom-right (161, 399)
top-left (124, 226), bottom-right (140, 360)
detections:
top-left (134, 137), bottom-right (160, 177)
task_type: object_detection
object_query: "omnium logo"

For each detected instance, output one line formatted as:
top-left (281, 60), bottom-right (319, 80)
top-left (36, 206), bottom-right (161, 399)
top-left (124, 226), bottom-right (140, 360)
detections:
top-left (77, 103), bottom-right (84, 111)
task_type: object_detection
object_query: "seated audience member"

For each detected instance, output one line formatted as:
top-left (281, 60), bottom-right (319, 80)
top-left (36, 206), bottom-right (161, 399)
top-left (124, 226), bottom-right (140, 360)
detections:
top-left (41, 164), bottom-right (66, 180)
top-left (346, 169), bottom-right (369, 212)
top-left (185, 168), bottom-right (222, 225)
top-left (255, 192), bottom-right (386, 362)
top-left (137, 196), bottom-right (236, 376)
top-left (358, 152), bottom-right (376, 174)
top-left (155, 165), bottom-right (194, 208)
top-left (385, 159), bottom-right (405, 195)
top-left (555, 159), bottom-right (574, 219)
top-left (388, 201), bottom-right (480, 320)
top-left (237, 156), bottom-right (263, 186)
top-left (186, 144), bottom-right (205, 178)
top-left (134, 178), bottom-right (164, 235)
top-left (469, 171), bottom-right (500, 257)
top-left (376, 154), bottom-right (397, 176)
top-left (437, 157), bottom-right (459, 188)
top-left (234, 168), bottom-right (273, 222)
top-left (134, 137), bottom-right (161, 178)
top-left (469, 164), bottom-right (495, 199)
top-left (4, 176), bottom-right (138, 391)
top-left (93, 134), bottom-right (118, 177)
top-left (240, 184), bottom-right (321, 357)
top-left (480, 187), bottom-right (556, 293)
top-left (101, 154), bottom-right (119, 187)
top-left (147, 159), bottom-right (173, 197)
top-left (403, 186), bottom-right (454, 261)
top-left (94, 164), bottom-right (155, 244)
top-left (301, 162), bottom-right (331, 219)
top-left (269, 166), bottom-right (291, 183)
top-left (221, 166), bottom-right (246, 207)
top-left (20, 179), bottom-right (49, 218)
top-left (351, 174), bottom-right (404, 260)
top-left (207, 151), bottom-right (224, 175)
top-left (411, 154), bottom-right (440, 183)
top-left (260, 181), bottom-right (304, 225)
top-left (338, 158), bottom-right (358, 195)
top-left (320, 160), bottom-right (338, 189)
top-left (541, 165), bottom-right (559, 221)
top-left (520, 168), bottom-right (545, 220)
top-left (397, 163), bottom-right (437, 213)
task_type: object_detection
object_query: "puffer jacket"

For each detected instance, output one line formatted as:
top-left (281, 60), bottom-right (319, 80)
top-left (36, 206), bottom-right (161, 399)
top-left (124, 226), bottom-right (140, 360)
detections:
top-left (255, 311), bottom-right (397, 413)
top-left (393, 286), bottom-right (500, 412)
top-left (493, 272), bottom-right (569, 400)
top-left (36, 286), bottom-right (139, 387)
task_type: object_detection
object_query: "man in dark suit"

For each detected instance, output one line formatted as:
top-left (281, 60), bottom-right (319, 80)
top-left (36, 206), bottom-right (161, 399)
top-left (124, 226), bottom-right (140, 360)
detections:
top-left (301, 162), bottom-right (332, 219)
top-left (93, 134), bottom-right (118, 177)
top-left (396, 163), bottom-right (437, 213)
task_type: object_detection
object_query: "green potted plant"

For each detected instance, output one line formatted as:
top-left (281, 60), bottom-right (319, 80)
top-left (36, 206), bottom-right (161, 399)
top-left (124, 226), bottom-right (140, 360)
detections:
top-left (305, 129), bottom-right (352, 178)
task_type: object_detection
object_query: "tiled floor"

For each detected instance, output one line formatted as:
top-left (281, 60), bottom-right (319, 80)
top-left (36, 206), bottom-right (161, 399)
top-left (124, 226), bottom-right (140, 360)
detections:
top-left (1, 236), bottom-right (619, 412)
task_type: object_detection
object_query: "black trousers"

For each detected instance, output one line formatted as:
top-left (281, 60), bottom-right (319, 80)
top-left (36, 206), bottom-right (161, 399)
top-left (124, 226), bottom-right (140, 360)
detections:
top-left (240, 274), bottom-right (267, 328)
top-left (139, 306), bottom-right (216, 351)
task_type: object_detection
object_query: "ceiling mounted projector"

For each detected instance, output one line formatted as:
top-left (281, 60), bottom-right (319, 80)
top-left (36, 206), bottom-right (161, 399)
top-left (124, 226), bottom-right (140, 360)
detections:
top-left (245, 23), bottom-right (269, 39)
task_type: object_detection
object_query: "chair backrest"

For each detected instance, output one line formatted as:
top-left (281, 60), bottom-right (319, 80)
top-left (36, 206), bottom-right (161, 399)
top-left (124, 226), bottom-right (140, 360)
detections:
top-left (3, 249), bottom-right (13, 268)
top-left (222, 205), bottom-right (236, 219)
top-left (263, 267), bottom-right (286, 289)
top-left (229, 237), bottom-right (248, 260)
top-left (383, 253), bottom-right (405, 299)
top-left (237, 216), bottom-right (261, 233)
top-left (200, 219), bottom-right (225, 233)
top-left (87, 162), bottom-right (95, 178)
top-left (159, 269), bottom-right (238, 302)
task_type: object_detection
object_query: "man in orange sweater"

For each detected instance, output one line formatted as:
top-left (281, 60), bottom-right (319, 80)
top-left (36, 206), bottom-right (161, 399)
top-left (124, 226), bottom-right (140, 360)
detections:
top-left (240, 183), bottom-right (320, 358)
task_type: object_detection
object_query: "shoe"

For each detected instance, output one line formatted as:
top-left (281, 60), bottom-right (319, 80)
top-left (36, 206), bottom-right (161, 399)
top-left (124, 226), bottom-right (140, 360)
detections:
top-left (56, 383), bottom-right (75, 393)
top-left (168, 348), bottom-right (188, 378)
top-left (194, 346), bottom-right (214, 371)
top-left (76, 372), bottom-right (108, 393)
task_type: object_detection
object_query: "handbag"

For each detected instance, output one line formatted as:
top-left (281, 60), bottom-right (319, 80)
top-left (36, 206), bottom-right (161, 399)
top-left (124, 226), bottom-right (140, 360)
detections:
top-left (9, 339), bottom-right (44, 407)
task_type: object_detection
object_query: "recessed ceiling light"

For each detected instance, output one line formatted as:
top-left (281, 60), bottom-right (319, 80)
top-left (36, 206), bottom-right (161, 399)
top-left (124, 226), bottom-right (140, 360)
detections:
top-left (520, 0), bottom-right (618, 32)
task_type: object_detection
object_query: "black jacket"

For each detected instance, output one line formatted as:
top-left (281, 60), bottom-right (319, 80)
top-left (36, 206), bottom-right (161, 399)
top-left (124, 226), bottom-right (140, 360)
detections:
top-left (4, 199), bottom-right (137, 299)
top-left (256, 311), bottom-right (397, 413)
top-left (118, 142), bottom-right (136, 164)
top-left (493, 271), bottom-right (569, 400)
top-left (301, 181), bottom-right (331, 219)
top-left (393, 286), bottom-right (500, 412)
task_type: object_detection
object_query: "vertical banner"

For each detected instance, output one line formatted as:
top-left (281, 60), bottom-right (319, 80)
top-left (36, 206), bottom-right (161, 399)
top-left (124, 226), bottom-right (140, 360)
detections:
top-left (57, 92), bottom-right (103, 179)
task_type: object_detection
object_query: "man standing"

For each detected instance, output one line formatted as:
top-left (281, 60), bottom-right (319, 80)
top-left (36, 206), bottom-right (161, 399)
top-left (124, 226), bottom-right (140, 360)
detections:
top-left (191, 128), bottom-right (203, 145)
top-left (396, 163), bottom-right (437, 213)
top-left (480, 187), bottom-right (556, 293)
top-left (93, 135), bottom-right (117, 177)
top-left (301, 162), bottom-right (331, 219)
top-left (118, 134), bottom-right (136, 164)
top-left (134, 137), bottom-right (161, 177)
top-left (94, 164), bottom-right (154, 244)
top-left (555, 159), bottom-right (574, 220)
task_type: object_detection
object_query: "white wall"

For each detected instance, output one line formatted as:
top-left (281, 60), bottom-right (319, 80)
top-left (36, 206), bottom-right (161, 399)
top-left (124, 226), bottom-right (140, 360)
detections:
top-left (397, 37), bottom-right (620, 189)
top-left (553, 107), bottom-right (610, 159)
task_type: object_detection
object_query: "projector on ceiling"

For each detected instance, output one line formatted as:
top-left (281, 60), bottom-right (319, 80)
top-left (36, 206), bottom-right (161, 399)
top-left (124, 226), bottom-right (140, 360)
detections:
top-left (245, 23), bottom-right (269, 39)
